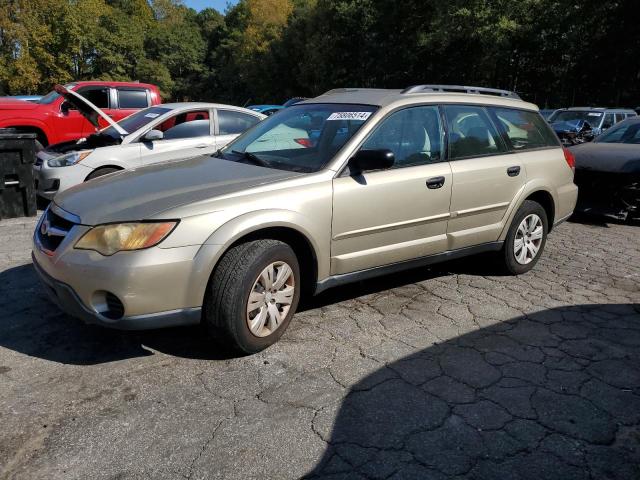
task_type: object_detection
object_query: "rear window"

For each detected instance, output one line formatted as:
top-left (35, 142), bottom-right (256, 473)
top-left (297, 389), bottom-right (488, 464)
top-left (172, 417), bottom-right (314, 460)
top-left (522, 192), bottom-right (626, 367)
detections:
top-left (118, 89), bottom-right (149, 109)
top-left (491, 108), bottom-right (559, 150)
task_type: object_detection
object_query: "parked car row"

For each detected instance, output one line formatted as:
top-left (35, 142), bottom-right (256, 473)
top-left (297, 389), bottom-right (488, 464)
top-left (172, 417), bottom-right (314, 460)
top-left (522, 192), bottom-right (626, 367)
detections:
top-left (33, 85), bottom-right (264, 199)
top-left (3, 79), bottom-right (634, 354)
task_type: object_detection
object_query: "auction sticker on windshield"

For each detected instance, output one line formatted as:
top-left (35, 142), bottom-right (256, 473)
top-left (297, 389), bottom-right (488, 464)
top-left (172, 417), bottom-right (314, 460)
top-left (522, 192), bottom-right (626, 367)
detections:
top-left (327, 112), bottom-right (372, 121)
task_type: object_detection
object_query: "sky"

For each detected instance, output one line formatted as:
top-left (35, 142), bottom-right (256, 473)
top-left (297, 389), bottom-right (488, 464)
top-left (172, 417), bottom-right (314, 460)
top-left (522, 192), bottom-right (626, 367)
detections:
top-left (183, 0), bottom-right (239, 13)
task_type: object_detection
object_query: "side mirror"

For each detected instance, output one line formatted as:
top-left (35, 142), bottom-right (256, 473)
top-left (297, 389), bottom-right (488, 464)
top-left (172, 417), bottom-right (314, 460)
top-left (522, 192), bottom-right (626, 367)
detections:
top-left (349, 149), bottom-right (395, 174)
top-left (61, 101), bottom-right (70, 114)
top-left (142, 129), bottom-right (163, 142)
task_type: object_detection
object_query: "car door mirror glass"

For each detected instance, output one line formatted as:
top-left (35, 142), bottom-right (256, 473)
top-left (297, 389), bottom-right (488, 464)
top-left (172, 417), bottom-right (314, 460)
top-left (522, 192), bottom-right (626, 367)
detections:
top-left (143, 129), bottom-right (164, 142)
top-left (349, 149), bottom-right (395, 174)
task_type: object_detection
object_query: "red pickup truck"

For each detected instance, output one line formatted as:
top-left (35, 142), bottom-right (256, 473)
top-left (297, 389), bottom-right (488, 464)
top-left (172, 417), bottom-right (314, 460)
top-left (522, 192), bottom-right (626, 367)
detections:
top-left (0, 81), bottom-right (161, 147)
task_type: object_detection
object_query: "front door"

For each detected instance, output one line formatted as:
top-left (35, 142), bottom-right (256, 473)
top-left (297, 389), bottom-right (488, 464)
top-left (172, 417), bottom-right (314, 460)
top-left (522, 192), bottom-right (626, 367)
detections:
top-left (139, 109), bottom-right (216, 164)
top-left (331, 105), bottom-right (452, 275)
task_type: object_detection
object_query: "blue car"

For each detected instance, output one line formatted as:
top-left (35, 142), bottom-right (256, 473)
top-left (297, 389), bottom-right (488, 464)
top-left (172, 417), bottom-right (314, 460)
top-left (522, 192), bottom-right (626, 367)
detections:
top-left (0, 95), bottom-right (42, 103)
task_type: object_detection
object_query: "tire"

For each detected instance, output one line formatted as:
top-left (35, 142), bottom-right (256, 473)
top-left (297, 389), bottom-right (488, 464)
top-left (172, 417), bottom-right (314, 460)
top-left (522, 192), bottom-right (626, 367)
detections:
top-left (501, 200), bottom-right (548, 275)
top-left (203, 239), bottom-right (301, 354)
top-left (86, 167), bottom-right (121, 181)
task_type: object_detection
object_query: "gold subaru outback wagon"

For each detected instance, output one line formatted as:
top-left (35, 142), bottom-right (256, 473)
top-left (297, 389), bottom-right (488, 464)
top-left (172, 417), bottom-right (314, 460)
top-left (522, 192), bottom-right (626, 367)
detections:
top-left (33, 85), bottom-right (578, 353)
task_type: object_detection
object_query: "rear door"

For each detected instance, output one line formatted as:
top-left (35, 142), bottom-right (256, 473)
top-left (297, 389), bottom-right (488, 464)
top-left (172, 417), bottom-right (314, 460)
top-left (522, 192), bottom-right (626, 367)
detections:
top-left (444, 104), bottom-right (526, 249)
top-left (215, 109), bottom-right (262, 149)
top-left (331, 105), bottom-right (452, 274)
top-left (138, 109), bottom-right (216, 164)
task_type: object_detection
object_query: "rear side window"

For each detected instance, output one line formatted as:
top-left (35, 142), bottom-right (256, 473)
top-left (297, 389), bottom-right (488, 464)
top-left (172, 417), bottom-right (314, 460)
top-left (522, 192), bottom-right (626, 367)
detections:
top-left (443, 105), bottom-right (506, 160)
top-left (118, 89), bottom-right (149, 109)
top-left (615, 113), bottom-right (626, 124)
top-left (491, 108), bottom-right (559, 150)
top-left (218, 110), bottom-right (260, 135)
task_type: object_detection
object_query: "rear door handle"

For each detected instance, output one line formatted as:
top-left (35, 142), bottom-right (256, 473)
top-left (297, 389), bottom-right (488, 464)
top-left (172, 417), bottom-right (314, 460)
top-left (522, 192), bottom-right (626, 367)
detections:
top-left (195, 144), bottom-right (209, 149)
top-left (507, 166), bottom-right (521, 177)
top-left (426, 176), bottom-right (445, 189)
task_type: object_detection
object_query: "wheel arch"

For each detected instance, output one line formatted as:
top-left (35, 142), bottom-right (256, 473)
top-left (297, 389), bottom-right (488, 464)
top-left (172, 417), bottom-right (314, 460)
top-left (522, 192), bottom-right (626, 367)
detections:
top-left (4, 124), bottom-right (50, 146)
top-left (197, 211), bottom-right (325, 303)
top-left (499, 183), bottom-right (558, 240)
top-left (84, 165), bottom-right (124, 181)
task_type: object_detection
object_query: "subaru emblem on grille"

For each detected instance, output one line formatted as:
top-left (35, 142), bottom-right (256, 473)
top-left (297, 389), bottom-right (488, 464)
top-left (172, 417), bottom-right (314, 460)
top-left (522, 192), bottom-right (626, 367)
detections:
top-left (40, 219), bottom-right (51, 236)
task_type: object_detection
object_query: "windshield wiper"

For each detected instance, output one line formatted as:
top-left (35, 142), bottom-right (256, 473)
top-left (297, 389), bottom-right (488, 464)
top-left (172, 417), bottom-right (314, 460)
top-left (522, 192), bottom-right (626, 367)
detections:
top-left (231, 150), bottom-right (271, 168)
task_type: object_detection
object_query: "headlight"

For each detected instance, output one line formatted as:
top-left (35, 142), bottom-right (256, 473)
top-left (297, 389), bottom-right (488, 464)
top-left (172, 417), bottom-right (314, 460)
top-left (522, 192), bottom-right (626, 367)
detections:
top-left (75, 221), bottom-right (178, 256)
top-left (47, 150), bottom-right (93, 167)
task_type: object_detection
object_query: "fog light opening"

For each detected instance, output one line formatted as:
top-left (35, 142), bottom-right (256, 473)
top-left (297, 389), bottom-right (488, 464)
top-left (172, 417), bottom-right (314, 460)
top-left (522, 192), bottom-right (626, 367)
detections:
top-left (91, 291), bottom-right (125, 320)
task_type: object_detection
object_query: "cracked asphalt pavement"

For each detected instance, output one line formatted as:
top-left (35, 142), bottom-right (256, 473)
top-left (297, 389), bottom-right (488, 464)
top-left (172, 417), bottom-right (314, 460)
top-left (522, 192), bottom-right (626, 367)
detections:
top-left (1, 215), bottom-right (639, 479)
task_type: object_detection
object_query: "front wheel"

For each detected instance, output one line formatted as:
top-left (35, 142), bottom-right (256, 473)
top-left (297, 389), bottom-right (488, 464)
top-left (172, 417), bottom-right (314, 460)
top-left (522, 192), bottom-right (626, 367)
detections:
top-left (501, 200), bottom-right (548, 275)
top-left (203, 239), bottom-right (301, 354)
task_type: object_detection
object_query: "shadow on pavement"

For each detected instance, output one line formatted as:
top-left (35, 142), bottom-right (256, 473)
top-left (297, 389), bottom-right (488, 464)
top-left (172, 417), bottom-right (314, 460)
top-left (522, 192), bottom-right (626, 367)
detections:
top-left (0, 264), bottom-right (237, 365)
top-left (307, 304), bottom-right (640, 480)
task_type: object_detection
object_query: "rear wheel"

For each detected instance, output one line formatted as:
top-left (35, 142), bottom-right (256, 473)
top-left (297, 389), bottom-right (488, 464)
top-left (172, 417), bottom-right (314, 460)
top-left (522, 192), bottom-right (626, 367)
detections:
top-left (85, 167), bottom-right (121, 181)
top-left (203, 239), bottom-right (300, 354)
top-left (501, 200), bottom-right (548, 274)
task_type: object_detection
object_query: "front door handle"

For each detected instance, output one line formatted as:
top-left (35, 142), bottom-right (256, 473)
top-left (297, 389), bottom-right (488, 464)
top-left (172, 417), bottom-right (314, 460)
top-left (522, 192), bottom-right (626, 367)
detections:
top-left (426, 176), bottom-right (445, 189)
top-left (507, 166), bottom-right (521, 177)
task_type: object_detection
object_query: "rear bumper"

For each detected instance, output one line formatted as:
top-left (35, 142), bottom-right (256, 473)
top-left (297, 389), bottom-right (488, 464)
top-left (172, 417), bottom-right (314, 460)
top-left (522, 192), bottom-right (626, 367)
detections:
top-left (32, 253), bottom-right (202, 330)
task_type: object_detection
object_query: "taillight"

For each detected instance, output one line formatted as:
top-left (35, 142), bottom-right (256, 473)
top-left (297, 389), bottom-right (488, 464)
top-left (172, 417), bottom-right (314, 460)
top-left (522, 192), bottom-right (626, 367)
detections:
top-left (563, 148), bottom-right (575, 171)
top-left (294, 138), bottom-right (313, 148)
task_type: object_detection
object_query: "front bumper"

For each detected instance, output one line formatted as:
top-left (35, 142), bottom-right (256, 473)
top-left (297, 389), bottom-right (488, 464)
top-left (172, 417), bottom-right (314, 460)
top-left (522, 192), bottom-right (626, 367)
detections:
top-left (32, 254), bottom-right (201, 330)
top-left (31, 207), bottom-right (224, 330)
top-left (33, 153), bottom-right (92, 200)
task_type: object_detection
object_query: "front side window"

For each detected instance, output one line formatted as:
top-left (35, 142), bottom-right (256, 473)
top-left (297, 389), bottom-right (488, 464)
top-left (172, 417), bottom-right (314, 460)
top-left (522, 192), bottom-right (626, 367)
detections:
top-left (156, 110), bottom-right (211, 139)
top-left (615, 113), bottom-right (626, 124)
top-left (221, 103), bottom-right (378, 173)
top-left (75, 87), bottom-right (109, 109)
top-left (444, 105), bottom-right (506, 159)
top-left (602, 113), bottom-right (615, 129)
top-left (118, 89), bottom-right (149, 109)
top-left (491, 108), bottom-right (559, 150)
top-left (361, 106), bottom-right (444, 168)
top-left (218, 110), bottom-right (261, 135)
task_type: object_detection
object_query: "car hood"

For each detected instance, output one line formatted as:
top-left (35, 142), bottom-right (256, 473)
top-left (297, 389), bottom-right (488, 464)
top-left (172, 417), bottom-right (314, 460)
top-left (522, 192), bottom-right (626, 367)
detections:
top-left (54, 155), bottom-right (304, 225)
top-left (0, 98), bottom-right (40, 111)
top-left (54, 84), bottom-right (126, 135)
top-left (571, 142), bottom-right (640, 173)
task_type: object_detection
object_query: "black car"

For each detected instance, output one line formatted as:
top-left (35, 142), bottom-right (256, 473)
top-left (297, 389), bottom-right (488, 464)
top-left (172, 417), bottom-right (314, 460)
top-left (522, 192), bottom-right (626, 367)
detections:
top-left (570, 117), bottom-right (640, 221)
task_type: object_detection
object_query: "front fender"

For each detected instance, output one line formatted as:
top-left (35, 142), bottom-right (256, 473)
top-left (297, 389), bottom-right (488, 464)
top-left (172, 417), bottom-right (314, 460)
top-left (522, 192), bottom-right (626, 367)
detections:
top-left (171, 209), bottom-right (328, 310)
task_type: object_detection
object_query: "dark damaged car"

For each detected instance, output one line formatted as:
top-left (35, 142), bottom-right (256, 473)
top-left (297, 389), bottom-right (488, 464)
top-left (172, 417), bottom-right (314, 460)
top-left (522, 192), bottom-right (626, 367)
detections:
top-left (571, 117), bottom-right (640, 221)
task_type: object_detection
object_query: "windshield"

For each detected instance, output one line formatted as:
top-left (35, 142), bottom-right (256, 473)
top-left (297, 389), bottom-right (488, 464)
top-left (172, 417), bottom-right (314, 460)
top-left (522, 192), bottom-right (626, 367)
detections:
top-left (38, 83), bottom-right (76, 104)
top-left (552, 111), bottom-right (603, 127)
top-left (595, 120), bottom-right (640, 144)
top-left (100, 106), bottom-right (172, 139)
top-left (218, 103), bottom-right (378, 173)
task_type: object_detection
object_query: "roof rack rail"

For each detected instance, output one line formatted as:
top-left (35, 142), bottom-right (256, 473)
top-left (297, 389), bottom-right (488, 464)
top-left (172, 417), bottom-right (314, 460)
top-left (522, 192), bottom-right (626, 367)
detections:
top-left (402, 84), bottom-right (521, 100)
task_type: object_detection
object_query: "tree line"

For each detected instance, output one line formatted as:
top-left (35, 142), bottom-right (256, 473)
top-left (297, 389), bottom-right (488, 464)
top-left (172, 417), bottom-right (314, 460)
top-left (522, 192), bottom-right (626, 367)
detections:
top-left (1, 0), bottom-right (639, 108)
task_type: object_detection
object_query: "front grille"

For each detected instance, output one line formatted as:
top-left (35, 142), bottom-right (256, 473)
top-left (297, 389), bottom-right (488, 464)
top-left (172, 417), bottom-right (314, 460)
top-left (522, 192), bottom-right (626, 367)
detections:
top-left (37, 208), bottom-right (76, 253)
